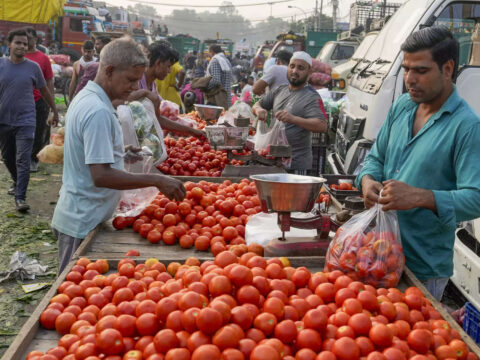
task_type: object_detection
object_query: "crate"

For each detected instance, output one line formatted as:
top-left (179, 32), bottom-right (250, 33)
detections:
top-left (312, 132), bottom-right (328, 146)
top-left (464, 302), bottom-right (480, 344)
top-left (308, 144), bottom-right (327, 177)
top-left (321, 173), bottom-right (361, 201)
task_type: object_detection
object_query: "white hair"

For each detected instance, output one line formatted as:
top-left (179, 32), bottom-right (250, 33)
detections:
top-left (99, 37), bottom-right (148, 70)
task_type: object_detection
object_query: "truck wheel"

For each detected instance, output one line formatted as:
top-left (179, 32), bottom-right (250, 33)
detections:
top-left (59, 48), bottom-right (81, 63)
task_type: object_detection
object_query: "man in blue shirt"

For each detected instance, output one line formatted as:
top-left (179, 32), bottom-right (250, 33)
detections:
top-left (52, 38), bottom-right (186, 273)
top-left (356, 27), bottom-right (480, 300)
top-left (0, 28), bottom-right (58, 212)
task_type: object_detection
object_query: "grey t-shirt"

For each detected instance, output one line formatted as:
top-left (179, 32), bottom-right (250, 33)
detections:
top-left (0, 58), bottom-right (46, 127)
top-left (259, 84), bottom-right (325, 170)
top-left (261, 65), bottom-right (288, 92)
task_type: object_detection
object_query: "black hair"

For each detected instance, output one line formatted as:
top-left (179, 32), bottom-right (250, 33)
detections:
top-left (96, 36), bottom-right (111, 45)
top-left (148, 42), bottom-right (172, 66)
top-left (401, 26), bottom-right (459, 79)
top-left (169, 48), bottom-right (179, 63)
top-left (209, 44), bottom-right (222, 54)
top-left (276, 49), bottom-right (293, 65)
top-left (24, 26), bottom-right (37, 37)
top-left (240, 77), bottom-right (247, 83)
top-left (8, 28), bottom-right (28, 43)
top-left (83, 40), bottom-right (94, 50)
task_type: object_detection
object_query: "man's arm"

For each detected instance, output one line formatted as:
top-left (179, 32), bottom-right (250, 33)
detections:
top-left (68, 62), bottom-right (79, 101)
top-left (158, 115), bottom-right (204, 137)
top-left (39, 86), bottom-right (59, 127)
top-left (176, 69), bottom-right (186, 90)
top-left (252, 79), bottom-right (268, 96)
top-left (89, 164), bottom-right (186, 201)
top-left (275, 111), bottom-right (327, 133)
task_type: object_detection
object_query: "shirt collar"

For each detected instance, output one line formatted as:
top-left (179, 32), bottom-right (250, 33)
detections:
top-left (84, 81), bottom-right (116, 114)
top-left (402, 86), bottom-right (462, 120)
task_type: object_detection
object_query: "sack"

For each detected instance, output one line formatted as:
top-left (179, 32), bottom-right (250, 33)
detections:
top-left (254, 118), bottom-right (291, 167)
top-left (325, 203), bottom-right (405, 288)
top-left (37, 127), bottom-right (65, 164)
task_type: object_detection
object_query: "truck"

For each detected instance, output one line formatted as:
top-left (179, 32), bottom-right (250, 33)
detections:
top-left (305, 30), bottom-right (338, 58)
top-left (330, 31), bottom-right (379, 91)
top-left (326, 0), bottom-right (480, 309)
top-left (252, 41), bottom-right (274, 71)
top-left (167, 34), bottom-right (201, 65)
top-left (266, 32), bottom-right (305, 62)
top-left (201, 38), bottom-right (234, 59)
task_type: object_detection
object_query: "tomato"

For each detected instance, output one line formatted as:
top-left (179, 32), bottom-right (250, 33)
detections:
top-left (332, 337), bottom-right (360, 360)
top-left (273, 319), bottom-right (297, 344)
top-left (40, 308), bottom-right (61, 330)
top-left (230, 306), bottom-right (253, 330)
top-left (407, 329), bottom-right (433, 354)
top-left (212, 325), bottom-right (240, 350)
top-left (250, 344), bottom-right (280, 360)
top-left (196, 307), bottom-right (223, 334)
top-left (123, 350), bottom-right (142, 360)
top-left (113, 216), bottom-right (128, 230)
top-left (296, 329), bottom-right (322, 352)
top-left (97, 328), bottom-right (123, 355)
top-left (370, 324), bottom-right (393, 347)
top-left (75, 343), bottom-right (97, 360)
top-left (348, 313), bottom-right (372, 336)
top-left (192, 344), bottom-right (221, 360)
top-left (55, 311), bottom-right (76, 335)
top-left (263, 297), bottom-right (285, 320)
top-left (125, 249), bottom-right (140, 256)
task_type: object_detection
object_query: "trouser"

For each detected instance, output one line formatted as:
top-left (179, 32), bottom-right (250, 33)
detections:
top-left (31, 99), bottom-right (50, 162)
top-left (52, 228), bottom-right (84, 275)
top-left (421, 277), bottom-right (449, 301)
top-left (0, 125), bottom-right (35, 200)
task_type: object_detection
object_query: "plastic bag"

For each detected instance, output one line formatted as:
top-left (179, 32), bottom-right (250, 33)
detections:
top-left (37, 127), bottom-right (65, 164)
top-left (325, 203), bottom-right (405, 288)
top-left (116, 187), bottom-right (159, 217)
top-left (229, 101), bottom-right (255, 124)
top-left (160, 100), bottom-right (180, 120)
top-left (218, 111), bottom-right (235, 126)
top-left (254, 118), bottom-right (291, 167)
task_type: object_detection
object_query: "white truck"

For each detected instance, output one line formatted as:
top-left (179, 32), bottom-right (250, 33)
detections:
top-left (327, 0), bottom-right (480, 308)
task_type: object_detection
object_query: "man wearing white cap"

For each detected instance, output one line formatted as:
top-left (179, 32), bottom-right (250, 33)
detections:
top-left (252, 51), bottom-right (327, 173)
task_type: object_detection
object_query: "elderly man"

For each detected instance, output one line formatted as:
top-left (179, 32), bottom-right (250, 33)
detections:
top-left (52, 38), bottom-right (186, 273)
top-left (252, 51), bottom-right (327, 173)
top-left (207, 44), bottom-right (233, 109)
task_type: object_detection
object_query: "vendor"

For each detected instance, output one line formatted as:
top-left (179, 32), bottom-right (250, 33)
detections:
top-left (356, 27), bottom-right (480, 301)
top-left (252, 50), bottom-right (292, 96)
top-left (156, 48), bottom-right (185, 108)
top-left (123, 42), bottom-right (204, 138)
top-left (252, 51), bottom-right (327, 174)
top-left (52, 38), bottom-right (186, 273)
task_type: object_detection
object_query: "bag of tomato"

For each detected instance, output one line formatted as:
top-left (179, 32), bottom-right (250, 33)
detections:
top-left (325, 202), bottom-right (405, 288)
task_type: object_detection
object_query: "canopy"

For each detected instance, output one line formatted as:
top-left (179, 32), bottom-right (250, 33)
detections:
top-left (0, 0), bottom-right (66, 24)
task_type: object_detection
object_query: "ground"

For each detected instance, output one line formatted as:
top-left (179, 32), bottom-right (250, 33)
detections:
top-left (0, 162), bottom-right (63, 355)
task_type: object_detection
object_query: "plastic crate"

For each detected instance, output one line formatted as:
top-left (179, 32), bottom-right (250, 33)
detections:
top-left (307, 144), bottom-right (327, 177)
top-left (464, 302), bottom-right (480, 344)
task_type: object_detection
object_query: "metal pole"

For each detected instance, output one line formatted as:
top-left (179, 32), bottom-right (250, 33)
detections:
top-left (315, 0), bottom-right (318, 31)
top-left (382, 0), bottom-right (387, 17)
top-left (319, 0), bottom-right (323, 30)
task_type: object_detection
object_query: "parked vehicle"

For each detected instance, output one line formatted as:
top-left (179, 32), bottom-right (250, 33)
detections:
top-left (253, 41), bottom-right (274, 71)
top-left (167, 34), bottom-right (201, 65)
top-left (266, 32), bottom-right (305, 61)
top-left (331, 31), bottom-right (379, 91)
top-left (306, 30), bottom-right (338, 58)
top-left (315, 37), bottom-right (359, 69)
top-left (201, 39), bottom-right (234, 58)
top-left (326, 0), bottom-right (480, 307)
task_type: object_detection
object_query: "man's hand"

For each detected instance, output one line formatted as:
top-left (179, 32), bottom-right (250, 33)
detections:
top-left (154, 176), bottom-right (186, 201)
top-left (361, 176), bottom-right (383, 209)
top-left (275, 110), bottom-right (294, 124)
top-left (124, 145), bottom-right (143, 164)
top-left (378, 180), bottom-right (435, 212)
top-left (256, 108), bottom-right (268, 122)
top-left (48, 111), bottom-right (59, 127)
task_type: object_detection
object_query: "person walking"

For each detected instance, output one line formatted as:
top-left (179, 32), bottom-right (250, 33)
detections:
top-left (206, 44), bottom-right (233, 109)
top-left (24, 27), bottom-right (55, 172)
top-left (69, 40), bottom-right (96, 101)
top-left (0, 28), bottom-right (58, 212)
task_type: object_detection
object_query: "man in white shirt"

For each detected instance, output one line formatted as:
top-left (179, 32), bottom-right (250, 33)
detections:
top-left (253, 50), bottom-right (292, 96)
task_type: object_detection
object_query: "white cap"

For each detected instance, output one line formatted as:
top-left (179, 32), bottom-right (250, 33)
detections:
top-left (290, 51), bottom-right (312, 67)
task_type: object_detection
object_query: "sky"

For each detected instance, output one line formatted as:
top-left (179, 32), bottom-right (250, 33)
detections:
top-left (109, 0), bottom-right (408, 24)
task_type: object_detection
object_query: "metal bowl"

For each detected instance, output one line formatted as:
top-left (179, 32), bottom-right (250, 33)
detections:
top-left (250, 174), bottom-right (326, 213)
top-left (194, 104), bottom-right (224, 121)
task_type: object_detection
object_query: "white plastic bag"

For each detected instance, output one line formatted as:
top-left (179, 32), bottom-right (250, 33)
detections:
top-left (254, 118), bottom-right (291, 167)
top-left (218, 111), bottom-right (235, 126)
top-left (230, 101), bottom-right (255, 123)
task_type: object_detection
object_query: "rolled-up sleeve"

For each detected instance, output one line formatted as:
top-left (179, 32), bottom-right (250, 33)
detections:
top-left (433, 122), bottom-right (480, 230)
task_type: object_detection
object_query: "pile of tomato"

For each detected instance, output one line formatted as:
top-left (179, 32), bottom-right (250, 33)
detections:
top-left (113, 179), bottom-right (263, 256)
top-left (329, 183), bottom-right (358, 191)
top-left (32, 252), bottom-right (477, 360)
top-left (156, 137), bottom-right (229, 177)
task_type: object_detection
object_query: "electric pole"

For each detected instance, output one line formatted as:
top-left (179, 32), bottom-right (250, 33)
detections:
top-left (315, 0), bottom-right (318, 31)
top-left (332, 0), bottom-right (338, 31)
top-left (319, 0), bottom-right (323, 30)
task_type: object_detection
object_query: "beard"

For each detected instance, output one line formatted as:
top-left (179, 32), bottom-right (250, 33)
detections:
top-left (288, 72), bottom-right (308, 86)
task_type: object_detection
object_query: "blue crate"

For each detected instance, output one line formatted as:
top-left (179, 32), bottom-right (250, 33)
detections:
top-left (463, 302), bottom-right (480, 344)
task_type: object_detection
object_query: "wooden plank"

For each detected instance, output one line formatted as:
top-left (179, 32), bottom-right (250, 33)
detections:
top-left (172, 176), bottom-right (246, 183)
top-left (1, 259), bottom-right (77, 360)
top-left (403, 267), bottom-right (480, 356)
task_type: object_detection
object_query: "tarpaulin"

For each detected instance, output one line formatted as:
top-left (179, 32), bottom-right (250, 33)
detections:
top-left (0, 0), bottom-right (66, 24)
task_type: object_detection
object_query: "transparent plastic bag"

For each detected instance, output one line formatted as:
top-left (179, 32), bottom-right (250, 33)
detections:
top-left (229, 101), bottom-right (255, 123)
top-left (160, 100), bottom-right (180, 120)
top-left (116, 187), bottom-right (159, 217)
top-left (254, 118), bottom-right (291, 167)
top-left (325, 202), bottom-right (405, 288)
top-left (37, 144), bottom-right (64, 164)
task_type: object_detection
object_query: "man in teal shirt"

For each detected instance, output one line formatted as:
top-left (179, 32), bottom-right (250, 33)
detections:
top-left (356, 27), bottom-right (480, 300)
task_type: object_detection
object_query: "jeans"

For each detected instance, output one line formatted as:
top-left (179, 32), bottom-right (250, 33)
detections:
top-left (421, 277), bottom-right (449, 301)
top-left (52, 228), bottom-right (84, 275)
top-left (31, 99), bottom-right (50, 162)
top-left (0, 125), bottom-right (35, 200)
